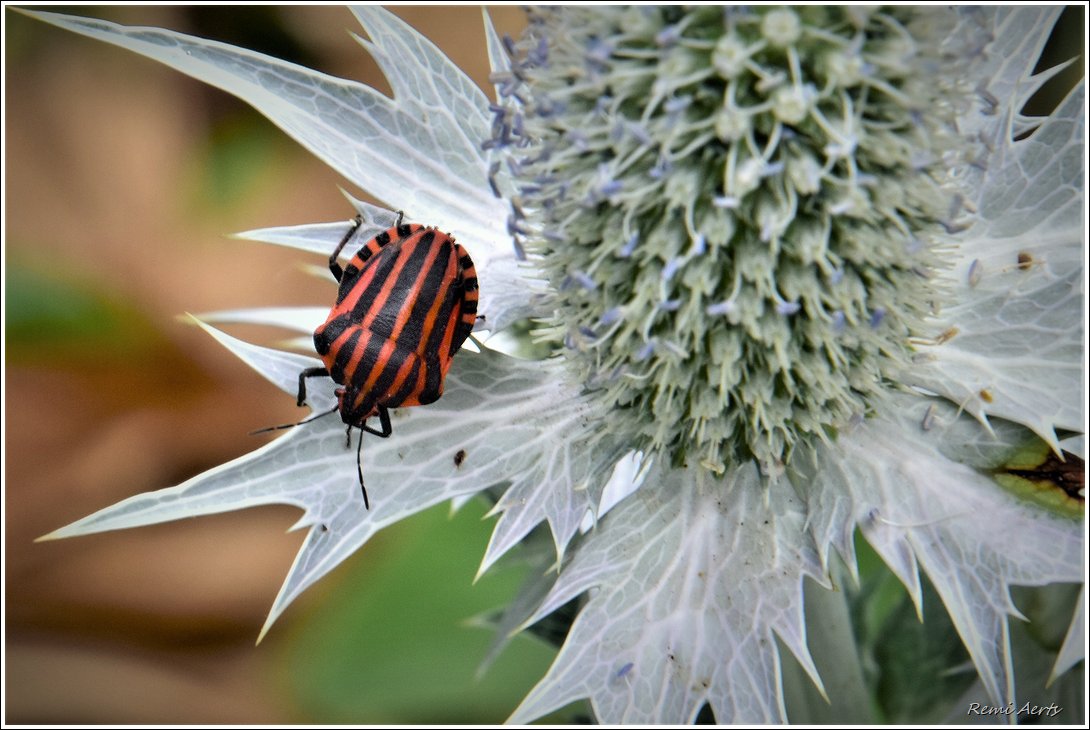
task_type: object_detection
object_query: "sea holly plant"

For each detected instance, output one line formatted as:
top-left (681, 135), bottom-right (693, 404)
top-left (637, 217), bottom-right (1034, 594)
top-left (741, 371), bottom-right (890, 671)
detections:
top-left (29, 5), bottom-right (1084, 724)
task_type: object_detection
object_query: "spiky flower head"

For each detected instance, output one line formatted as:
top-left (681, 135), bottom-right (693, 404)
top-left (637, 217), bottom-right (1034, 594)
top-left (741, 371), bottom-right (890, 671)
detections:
top-left (491, 6), bottom-right (963, 472)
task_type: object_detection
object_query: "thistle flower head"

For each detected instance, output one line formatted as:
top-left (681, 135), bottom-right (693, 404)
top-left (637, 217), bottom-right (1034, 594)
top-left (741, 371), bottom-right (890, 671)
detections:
top-left (491, 6), bottom-right (965, 471)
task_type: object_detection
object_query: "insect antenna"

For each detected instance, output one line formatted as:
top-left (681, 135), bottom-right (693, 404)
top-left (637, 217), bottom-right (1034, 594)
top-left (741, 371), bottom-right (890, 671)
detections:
top-left (356, 427), bottom-right (371, 510)
top-left (249, 404), bottom-right (339, 435)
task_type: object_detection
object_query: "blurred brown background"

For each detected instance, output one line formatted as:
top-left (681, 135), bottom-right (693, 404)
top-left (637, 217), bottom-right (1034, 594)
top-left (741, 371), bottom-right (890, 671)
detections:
top-left (5, 5), bottom-right (555, 724)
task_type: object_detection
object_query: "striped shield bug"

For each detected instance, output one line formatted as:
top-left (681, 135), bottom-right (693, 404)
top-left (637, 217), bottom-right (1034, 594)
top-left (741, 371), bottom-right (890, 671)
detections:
top-left (296, 212), bottom-right (479, 509)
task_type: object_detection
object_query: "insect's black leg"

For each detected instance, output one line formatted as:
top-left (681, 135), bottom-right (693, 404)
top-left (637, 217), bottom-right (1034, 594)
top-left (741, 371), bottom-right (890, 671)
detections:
top-left (395, 210), bottom-right (404, 227)
top-left (345, 422), bottom-right (352, 448)
top-left (297, 367), bottom-right (330, 407)
top-left (361, 405), bottom-right (393, 438)
top-left (357, 427), bottom-right (370, 510)
top-left (328, 214), bottom-right (364, 282)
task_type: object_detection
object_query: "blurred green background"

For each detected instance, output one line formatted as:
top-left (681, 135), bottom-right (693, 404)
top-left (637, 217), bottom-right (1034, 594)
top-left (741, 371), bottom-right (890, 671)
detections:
top-left (5, 5), bottom-right (574, 723)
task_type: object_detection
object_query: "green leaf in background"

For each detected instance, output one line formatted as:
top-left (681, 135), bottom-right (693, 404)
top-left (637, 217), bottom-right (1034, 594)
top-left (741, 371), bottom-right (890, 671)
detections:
top-left (872, 576), bottom-right (977, 724)
top-left (187, 112), bottom-right (289, 218)
top-left (277, 499), bottom-right (564, 724)
top-left (5, 257), bottom-right (163, 365)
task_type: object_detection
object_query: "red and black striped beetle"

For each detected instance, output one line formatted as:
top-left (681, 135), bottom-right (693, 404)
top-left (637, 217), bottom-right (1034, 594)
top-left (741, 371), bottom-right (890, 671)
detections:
top-left (297, 212), bottom-right (478, 508)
